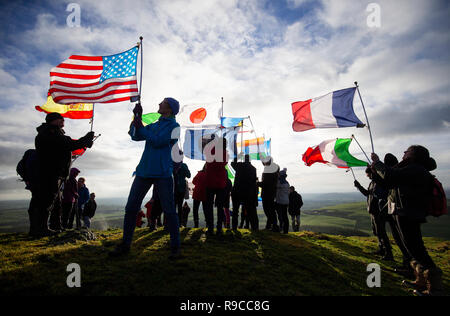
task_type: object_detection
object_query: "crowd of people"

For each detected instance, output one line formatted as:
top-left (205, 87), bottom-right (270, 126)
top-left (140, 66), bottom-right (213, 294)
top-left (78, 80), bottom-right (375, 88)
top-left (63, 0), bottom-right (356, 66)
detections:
top-left (23, 98), bottom-right (444, 295)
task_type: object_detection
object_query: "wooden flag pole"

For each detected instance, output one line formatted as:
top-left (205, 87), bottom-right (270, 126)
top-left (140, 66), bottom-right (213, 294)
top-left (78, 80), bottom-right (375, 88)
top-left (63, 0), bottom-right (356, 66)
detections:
top-left (354, 81), bottom-right (374, 153)
top-left (351, 134), bottom-right (371, 163)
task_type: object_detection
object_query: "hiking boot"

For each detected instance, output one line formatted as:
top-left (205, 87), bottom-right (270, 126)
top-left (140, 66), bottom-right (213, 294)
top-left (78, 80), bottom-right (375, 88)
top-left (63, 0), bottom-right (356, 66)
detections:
top-left (109, 243), bottom-right (130, 257)
top-left (272, 225), bottom-right (280, 233)
top-left (206, 229), bottom-right (214, 236)
top-left (216, 228), bottom-right (223, 236)
top-left (402, 260), bottom-right (427, 291)
top-left (420, 267), bottom-right (444, 296)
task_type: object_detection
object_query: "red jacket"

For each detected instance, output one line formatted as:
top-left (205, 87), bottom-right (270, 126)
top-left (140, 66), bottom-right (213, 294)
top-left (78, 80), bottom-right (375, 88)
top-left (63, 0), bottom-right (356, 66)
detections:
top-left (205, 146), bottom-right (228, 189)
top-left (136, 210), bottom-right (145, 227)
top-left (192, 171), bottom-right (207, 201)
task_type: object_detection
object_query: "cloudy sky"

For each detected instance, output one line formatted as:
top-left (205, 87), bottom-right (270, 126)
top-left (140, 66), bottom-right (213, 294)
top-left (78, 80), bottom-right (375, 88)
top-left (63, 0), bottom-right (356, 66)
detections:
top-left (0, 0), bottom-right (449, 201)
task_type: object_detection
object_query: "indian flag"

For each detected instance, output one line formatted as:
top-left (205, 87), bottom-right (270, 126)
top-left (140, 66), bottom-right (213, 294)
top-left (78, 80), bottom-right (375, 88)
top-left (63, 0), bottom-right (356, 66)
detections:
top-left (237, 137), bottom-right (271, 160)
top-left (302, 138), bottom-right (368, 168)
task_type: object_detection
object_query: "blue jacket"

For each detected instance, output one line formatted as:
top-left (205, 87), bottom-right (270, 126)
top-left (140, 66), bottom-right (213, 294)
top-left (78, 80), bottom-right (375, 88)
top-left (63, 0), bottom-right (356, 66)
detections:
top-left (78, 185), bottom-right (90, 207)
top-left (129, 117), bottom-right (180, 178)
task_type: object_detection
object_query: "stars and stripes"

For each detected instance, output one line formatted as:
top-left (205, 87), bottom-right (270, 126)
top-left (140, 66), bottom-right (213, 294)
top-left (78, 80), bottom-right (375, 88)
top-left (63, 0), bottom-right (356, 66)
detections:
top-left (49, 46), bottom-right (139, 104)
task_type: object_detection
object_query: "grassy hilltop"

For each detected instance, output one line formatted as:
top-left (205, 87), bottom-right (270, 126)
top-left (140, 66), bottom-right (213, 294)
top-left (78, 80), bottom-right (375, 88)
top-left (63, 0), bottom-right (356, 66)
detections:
top-left (0, 227), bottom-right (449, 296)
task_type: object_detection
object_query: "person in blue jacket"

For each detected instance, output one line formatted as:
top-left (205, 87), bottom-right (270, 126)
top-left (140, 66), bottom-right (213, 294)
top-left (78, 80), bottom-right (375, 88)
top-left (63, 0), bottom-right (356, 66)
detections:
top-left (110, 98), bottom-right (182, 260)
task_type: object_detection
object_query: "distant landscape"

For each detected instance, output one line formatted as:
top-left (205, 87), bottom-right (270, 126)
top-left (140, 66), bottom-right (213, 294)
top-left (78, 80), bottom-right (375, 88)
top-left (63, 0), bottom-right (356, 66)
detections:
top-left (1, 192), bottom-right (449, 240)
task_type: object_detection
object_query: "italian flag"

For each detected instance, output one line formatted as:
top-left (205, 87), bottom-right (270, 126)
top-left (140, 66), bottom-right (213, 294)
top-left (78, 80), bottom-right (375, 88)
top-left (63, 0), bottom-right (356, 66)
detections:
top-left (302, 138), bottom-right (368, 169)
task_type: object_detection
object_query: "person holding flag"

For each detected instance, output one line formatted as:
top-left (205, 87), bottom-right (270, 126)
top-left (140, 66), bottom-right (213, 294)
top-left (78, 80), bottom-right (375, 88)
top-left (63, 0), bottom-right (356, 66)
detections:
top-left (31, 113), bottom-right (94, 237)
top-left (109, 98), bottom-right (182, 260)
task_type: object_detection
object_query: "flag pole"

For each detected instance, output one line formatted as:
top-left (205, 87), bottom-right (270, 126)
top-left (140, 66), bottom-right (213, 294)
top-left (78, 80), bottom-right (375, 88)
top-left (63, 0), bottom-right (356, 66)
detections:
top-left (349, 167), bottom-right (356, 180)
top-left (354, 81), bottom-right (374, 153)
top-left (90, 103), bottom-right (95, 132)
top-left (351, 134), bottom-right (371, 163)
top-left (248, 116), bottom-right (263, 160)
top-left (139, 36), bottom-right (143, 99)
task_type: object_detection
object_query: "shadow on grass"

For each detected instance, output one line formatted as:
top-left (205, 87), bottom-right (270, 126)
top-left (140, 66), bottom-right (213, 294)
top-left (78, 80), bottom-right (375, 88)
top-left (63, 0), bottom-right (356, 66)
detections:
top-left (0, 229), bottom-right (412, 296)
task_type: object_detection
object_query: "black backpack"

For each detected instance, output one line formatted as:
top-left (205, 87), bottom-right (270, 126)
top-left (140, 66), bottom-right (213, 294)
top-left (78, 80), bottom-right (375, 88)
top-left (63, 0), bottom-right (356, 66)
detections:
top-left (16, 149), bottom-right (37, 189)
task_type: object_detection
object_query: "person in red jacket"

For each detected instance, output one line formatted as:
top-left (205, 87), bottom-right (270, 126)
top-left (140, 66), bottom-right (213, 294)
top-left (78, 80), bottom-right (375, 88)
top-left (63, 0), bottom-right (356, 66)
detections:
top-left (192, 164), bottom-right (207, 228)
top-left (204, 136), bottom-right (228, 235)
top-left (136, 210), bottom-right (146, 228)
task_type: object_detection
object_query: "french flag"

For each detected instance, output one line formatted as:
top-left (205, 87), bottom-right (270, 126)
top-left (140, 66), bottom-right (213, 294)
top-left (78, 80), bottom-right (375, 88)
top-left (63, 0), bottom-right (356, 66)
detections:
top-left (291, 87), bottom-right (365, 132)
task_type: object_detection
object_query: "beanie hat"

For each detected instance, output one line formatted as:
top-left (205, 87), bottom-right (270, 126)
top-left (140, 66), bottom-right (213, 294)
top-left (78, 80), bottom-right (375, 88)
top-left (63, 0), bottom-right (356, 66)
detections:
top-left (46, 112), bottom-right (64, 123)
top-left (165, 97), bottom-right (180, 115)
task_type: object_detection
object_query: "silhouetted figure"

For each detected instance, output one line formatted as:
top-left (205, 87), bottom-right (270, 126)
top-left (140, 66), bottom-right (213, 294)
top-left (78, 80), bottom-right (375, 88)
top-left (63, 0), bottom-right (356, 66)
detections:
top-left (61, 168), bottom-right (80, 229)
top-left (82, 193), bottom-right (97, 229)
top-left (288, 186), bottom-right (303, 232)
top-left (173, 154), bottom-right (191, 224)
top-left (381, 154), bottom-right (413, 268)
top-left (181, 202), bottom-right (191, 227)
top-left (354, 167), bottom-right (393, 261)
top-left (258, 156), bottom-right (280, 231)
top-left (276, 168), bottom-right (290, 234)
top-left (231, 154), bottom-right (258, 231)
top-left (31, 112), bottom-right (94, 237)
top-left (371, 146), bottom-right (443, 296)
top-left (109, 98), bottom-right (181, 260)
top-left (68, 177), bottom-right (89, 230)
top-left (192, 165), bottom-right (207, 228)
top-left (204, 137), bottom-right (228, 235)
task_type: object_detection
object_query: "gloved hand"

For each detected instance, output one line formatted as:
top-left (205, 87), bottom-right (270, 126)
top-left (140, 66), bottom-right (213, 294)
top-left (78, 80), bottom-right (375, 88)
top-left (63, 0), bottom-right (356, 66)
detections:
top-left (133, 102), bottom-right (143, 117)
top-left (83, 131), bottom-right (95, 148)
top-left (354, 180), bottom-right (360, 187)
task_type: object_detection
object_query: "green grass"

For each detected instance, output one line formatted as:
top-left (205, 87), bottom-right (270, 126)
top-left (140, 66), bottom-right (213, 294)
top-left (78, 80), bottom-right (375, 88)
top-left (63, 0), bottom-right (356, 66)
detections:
top-left (0, 228), bottom-right (448, 296)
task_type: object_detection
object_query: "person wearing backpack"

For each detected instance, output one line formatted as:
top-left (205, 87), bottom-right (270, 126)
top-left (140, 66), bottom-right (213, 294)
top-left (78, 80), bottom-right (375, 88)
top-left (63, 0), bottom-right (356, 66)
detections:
top-left (371, 146), bottom-right (444, 296)
top-left (82, 193), bottom-right (97, 229)
top-left (32, 113), bottom-right (94, 237)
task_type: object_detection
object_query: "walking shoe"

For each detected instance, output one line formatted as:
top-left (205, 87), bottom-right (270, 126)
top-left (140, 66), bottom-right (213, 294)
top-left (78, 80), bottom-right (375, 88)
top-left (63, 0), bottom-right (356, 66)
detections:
top-left (108, 243), bottom-right (130, 257)
top-left (206, 229), bottom-right (214, 236)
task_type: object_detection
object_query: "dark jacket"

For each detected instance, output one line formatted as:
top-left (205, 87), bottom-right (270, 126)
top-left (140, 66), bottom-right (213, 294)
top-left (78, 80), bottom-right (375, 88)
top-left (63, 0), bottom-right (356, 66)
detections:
top-left (354, 180), bottom-right (384, 215)
top-left (259, 163), bottom-right (280, 200)
top-left (231, 160), bottom-right (257, 199)
top-left (373, 160), bottom-right (433, 220)
top-left (174, 162), bottom-right (191, 194)
top-left (288, 191), bottom-right (303, 216)
top-left (192, 170), bottom-right (207, 202)
top-left (62, 169), bottom-right (79, 203)
top-left (35, 123), bottom-right (93, 179)
top-left (78, 185), bottom-right (90, 207)
top-left (205, 146), bottom-right (228, 189)
top-left (82, 200), bottom-right (97, 218)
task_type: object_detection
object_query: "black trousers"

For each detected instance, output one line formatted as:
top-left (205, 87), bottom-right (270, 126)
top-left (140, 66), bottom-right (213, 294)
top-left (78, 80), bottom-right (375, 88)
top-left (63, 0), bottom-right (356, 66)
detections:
top-left (192, 199), bottom-right (203, 227)
top-left (61, 201), bottom-right (74, 229)
top-left (204, 188), bottom-right (225, 230)
top-left (276, 203), bottom-right (289, 233)
top-left (174, 191), bottom-right (185, 223)
top-left (395, 215), bottom-right (435, 270)
top-left (262, 196), bottom-right (277, 229)
top-left (30, 177), bottom-right (63, 233)
top-left (386, 214), bottom-right (411, 263)
top-left (370, 212), bottom-right (392, 254)
top-left (68, 200), bottom-right (81, 229)
top-left (232, 194), bottom-right (258, 230)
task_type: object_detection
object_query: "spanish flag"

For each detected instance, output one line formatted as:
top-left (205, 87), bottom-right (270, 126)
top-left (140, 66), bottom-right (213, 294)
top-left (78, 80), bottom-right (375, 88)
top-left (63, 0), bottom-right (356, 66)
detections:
top-left (35, 95), bottom-right (94, 119)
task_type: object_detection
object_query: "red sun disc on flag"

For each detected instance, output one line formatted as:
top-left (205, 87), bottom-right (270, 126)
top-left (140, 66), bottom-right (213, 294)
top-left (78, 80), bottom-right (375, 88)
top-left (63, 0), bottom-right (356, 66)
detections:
top-left (190, 108), bottom-right (207, 124)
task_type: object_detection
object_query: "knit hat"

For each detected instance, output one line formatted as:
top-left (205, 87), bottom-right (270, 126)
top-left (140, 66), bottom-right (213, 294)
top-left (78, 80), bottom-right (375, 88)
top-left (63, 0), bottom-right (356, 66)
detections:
top-left (45, 112), bottom-right (63, 123)
top-left (165, 97), bottom-right (180, 115)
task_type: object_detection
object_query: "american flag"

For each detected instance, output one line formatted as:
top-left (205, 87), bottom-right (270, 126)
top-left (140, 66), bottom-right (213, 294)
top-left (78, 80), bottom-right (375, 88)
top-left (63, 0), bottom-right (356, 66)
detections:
top-left (49, 46), bottom-right (139, 104)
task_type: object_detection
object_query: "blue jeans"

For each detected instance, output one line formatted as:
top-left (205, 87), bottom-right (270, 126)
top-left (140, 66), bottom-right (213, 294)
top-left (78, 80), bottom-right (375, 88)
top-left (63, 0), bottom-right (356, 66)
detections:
top-left (123, 176), bottom-right (180, 251)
